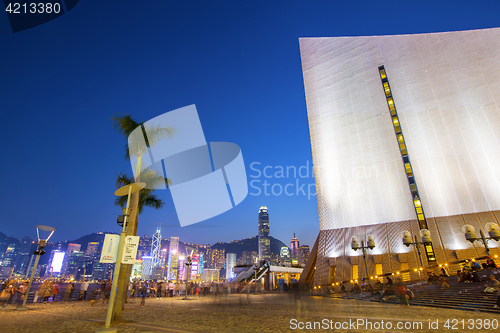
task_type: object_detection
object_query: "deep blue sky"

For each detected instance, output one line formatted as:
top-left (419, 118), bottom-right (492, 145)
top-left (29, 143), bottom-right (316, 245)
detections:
top-left (1, 1), bottom-right (499, 247)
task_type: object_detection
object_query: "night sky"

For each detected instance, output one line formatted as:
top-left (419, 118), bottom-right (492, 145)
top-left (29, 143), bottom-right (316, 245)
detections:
top-left (1, 1), bottom-right (499, 247)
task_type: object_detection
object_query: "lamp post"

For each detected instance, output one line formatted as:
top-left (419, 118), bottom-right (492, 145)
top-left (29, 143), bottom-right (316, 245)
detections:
top-left (463, 223), bottom-right (500, 256)
top-left (253, 258), bottom-right (259, 295)
top-left (182, 254), bottom-right (192, 300)
top-left (402, 229), bottom-right (433, 268)
top-left (97, 182), bottom-right (145, 333)
top-left (17, 225), bottom-right (56, 311)
top-left (351, 236), bottom-right (375, 281)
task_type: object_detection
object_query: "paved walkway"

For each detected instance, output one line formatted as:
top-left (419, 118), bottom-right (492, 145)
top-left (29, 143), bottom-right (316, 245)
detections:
top-left (1, 294), bottom-right (499, 332)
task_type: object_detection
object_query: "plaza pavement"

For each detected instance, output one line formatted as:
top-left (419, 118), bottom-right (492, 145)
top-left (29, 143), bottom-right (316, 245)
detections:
top-left (1, 293), bottom-right (499, 332)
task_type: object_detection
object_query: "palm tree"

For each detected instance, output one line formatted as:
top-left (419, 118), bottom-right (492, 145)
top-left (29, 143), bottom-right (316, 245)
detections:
top-left (114, 171), bottom-right (170, 213)
top-left (110, 114), bottom-right (174, 323)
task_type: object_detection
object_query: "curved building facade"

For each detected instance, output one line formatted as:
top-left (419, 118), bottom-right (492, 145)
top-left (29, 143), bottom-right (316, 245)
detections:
top-left (300, 28), bottom-right (500, 286)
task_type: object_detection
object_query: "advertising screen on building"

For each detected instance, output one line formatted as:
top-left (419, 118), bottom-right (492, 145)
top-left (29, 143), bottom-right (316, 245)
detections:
top-left (51, 251), bottom-right (65, 273)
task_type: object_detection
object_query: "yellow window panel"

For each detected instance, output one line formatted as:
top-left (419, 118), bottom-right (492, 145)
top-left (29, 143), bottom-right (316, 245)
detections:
top-left (387, 98), bottom-right (394, 105)
top-left (414, 199), bottom-right (421, 207)
top-left (410, 184), bottom-right (417, 190)
top-left (395, 126), bottom-right (401, 132)
top-left (400, 143), bottom-right (406, 150)
top-left (380, 70), bottom-right (386, 79)
top-left (397, 134), bottom-right (404, 144)
top-left (418, 214), bottom-right (425, 220)
top-left (391, 110), bottom-right (397, 115)
top-left (416, 207), bottom-right (423, 214)
top-left (351, 265), bottom-right (358, 280)
top-left (383, 83), bottom-right (391, 96)
top-left (392, 117), bottom-right (399, 125)
top-left (401, 149), bottom-right (408, 155)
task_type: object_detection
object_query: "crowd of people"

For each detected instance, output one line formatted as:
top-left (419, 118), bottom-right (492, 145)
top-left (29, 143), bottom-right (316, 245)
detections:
top-left (0, 279), bottom-right (28, 308)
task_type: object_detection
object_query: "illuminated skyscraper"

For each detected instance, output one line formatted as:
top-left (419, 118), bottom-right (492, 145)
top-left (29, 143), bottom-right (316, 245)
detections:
top-left (290, 233), bottom-right (299, 260)
top-left (14, 237), bottom-right (33, 275)
top-left (167, 237), bottom-right (179, 280)
top-left (258, 206), bottom-right (270, 261)
top-left (86, 242), bottom-right (100, 257)
top-left (225, 253), bottom-right (236, 280)
top-left (151, 225), bottom-right (162, 268)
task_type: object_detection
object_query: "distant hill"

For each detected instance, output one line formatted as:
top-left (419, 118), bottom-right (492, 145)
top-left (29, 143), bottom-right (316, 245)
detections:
top-left (69, 232), bottom-right (109, 252)
top-left (211, 235), bottom-right (289, 258)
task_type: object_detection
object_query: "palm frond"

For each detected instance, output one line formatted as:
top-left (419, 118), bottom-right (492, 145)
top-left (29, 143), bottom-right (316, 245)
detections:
top-left (138, 193), bottom-right (164, 214)
top-left (143, 124), bottom-right (176, 147)
top-left (111, 114), bottom-right (141, 136)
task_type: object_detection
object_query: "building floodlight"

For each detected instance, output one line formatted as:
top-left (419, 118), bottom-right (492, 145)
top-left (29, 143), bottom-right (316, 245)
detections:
top-left (419, 229), bottom-right (432, 243)
top-left (485, 222), bottom-right (500, 241)
top-left (402, 231), bottom-right (412, 247)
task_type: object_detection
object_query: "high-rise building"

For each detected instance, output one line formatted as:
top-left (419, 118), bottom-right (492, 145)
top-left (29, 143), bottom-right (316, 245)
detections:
top-left (202, 268), bottom-right (219, 282)
top-left (1, 244), bottom-right (16, 267)
top-left (280, 246), bottom-right (290, 266)
top-left (297, 245), bottom-right (310, 266)
top-left (290, 233), bottom-right (299, 260)
top-left (86, 242), bottom-right (100, 257)
top-left (210, 248), bottom-right (225, 269)
top-left (151, 226), bottom-right (162, 268)
top-left (299, 28), bottom-right (500, 286)
top-left (142, 256), bottom-right (154, 279)
top-left (167, 237), bottom-right (179, 280)
top-left (225, 253), bottom-right (236, 280)
top-left (14, 237), bottom-right (33, 275)
top-left (64, 251), bottom-right (87, 279)
top-left (258, 206), bottom-right (270, 261)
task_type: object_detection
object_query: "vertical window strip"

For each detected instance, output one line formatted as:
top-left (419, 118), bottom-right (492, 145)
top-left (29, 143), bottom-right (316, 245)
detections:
top-left (378, 65), bottom-right (436, 262)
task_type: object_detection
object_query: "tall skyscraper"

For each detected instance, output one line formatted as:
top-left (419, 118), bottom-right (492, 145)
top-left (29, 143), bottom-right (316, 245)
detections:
top-left (297, 245), bottom-right (310, 266)
top-left (225, 253), bottom-right (236, 280)
top-left (290, 233), bottom-right (299, 260)
top-left (151, 225), bottom-right (162, 267)
top-left (258, 206), bottom-right (270, 261)
top-left (14, 237), bottom-right (33, 275)
top-left (86, 242), bottom-right (100, 257)
top-left (61, 243), bottom-right (81, 277)
top-left (167, 237), bottom-right (179, 280)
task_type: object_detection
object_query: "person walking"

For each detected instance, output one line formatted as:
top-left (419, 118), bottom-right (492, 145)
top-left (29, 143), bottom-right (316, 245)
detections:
top-left (140, 283), bottom-right (146, 307)
top-left (80, 280), bottom-right (89, 301)
top-left (42, 284), bottom-right (52, 303)
top-left (52, 284), bottom-right (59, 302)
top-left (16, 282), bottom-right (27, 308)
top-left (157, 282), bottom-right (162, 299)
top-left (63, 283), bottom-right (73, 301)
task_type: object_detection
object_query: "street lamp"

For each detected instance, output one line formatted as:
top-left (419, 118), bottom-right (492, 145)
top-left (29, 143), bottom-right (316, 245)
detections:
top-left (97, 181), bottom-right (145, 333)
top-left (253, 257), bottom-right (259, 295)
top-left (182, 253), bottom-right (192, 300)
top-left (463, 223), bottom-right (500, 255)
top-left (17, 225), bottom-right (56, 311)
top-left (402, 229), bottom-right (432, 268)
top-left (351, 236), bottom-right (375, 280)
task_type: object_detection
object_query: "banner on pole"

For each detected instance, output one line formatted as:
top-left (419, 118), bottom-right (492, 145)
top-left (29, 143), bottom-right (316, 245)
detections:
top-left (121, 236), bottom-right (140, 264)
top-left (100, 234), bottom-right (119, 263)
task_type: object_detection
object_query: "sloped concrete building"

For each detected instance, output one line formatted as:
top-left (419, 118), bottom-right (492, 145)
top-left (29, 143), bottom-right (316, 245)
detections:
top-left (300, 28), bottom-right (500, 286)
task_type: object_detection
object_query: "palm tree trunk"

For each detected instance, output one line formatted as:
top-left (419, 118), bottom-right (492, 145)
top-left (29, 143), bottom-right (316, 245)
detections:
top-left (111, 189), bottom-right (140, 323)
